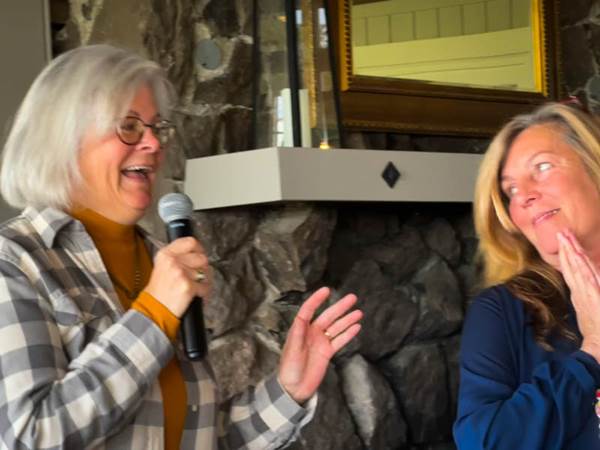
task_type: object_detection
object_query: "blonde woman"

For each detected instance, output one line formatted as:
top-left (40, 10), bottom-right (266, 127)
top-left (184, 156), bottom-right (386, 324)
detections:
top-left (454, 103), bottom-right (600, 449)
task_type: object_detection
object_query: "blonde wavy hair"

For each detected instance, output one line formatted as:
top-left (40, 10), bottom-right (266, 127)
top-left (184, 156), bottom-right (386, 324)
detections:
top-left (475, 102), bottom-right (600, 345)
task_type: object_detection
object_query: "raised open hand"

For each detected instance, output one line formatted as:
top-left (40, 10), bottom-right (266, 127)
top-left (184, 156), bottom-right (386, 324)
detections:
top-left (557, 229), bottom-right (600, 362)
top-left (278, 287), bottom-right (362, 404)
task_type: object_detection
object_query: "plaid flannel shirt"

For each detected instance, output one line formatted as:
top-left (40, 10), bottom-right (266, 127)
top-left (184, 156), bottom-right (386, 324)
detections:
top-left (0, 207), bottom-right (315, 450)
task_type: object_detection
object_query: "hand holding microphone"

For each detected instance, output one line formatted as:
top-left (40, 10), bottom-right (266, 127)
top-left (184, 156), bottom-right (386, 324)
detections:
top-left (143, 193), bottom-right (209, 360)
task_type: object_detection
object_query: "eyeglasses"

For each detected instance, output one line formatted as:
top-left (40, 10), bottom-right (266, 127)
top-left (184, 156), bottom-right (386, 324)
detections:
top-left (116, 116), bottom-right (175, 146)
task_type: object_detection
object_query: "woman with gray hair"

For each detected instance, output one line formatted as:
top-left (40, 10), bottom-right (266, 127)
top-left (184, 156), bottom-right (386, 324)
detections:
top-left (0, 44), bottom-right (362, 449)
top-left (453, 102), bottom-right (600, 449)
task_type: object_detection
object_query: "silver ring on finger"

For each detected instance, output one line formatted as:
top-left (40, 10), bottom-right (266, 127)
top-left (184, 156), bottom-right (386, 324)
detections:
top-left (194, 269), bottom-right (206, 283)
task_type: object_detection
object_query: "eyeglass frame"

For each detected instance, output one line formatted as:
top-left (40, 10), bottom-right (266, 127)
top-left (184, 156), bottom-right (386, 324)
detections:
top-left (115, 115), bottom-right (176, 147)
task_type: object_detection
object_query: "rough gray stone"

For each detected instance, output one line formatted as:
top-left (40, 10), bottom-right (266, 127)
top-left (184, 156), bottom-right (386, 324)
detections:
top-left (460, 237), bottom-right (479, 265)
top-left (191, 207), bottom-right (259, 261)
top-left (409, 256), bottom-right (463, 340)
top-left (588, 2), bottom-right (600, 26)
top-left (174, 105), bottom-right (219, 158)
top-left (453, 213), bottom-right (476, 241)
top-left (202, 0), bottom-right (241, 36)
top-left (326, 213), bottom-right (377, 284)
top-left (423, 218), bottom-right (461, 267)
top-left (441, 334), bottom-right (461, 420)
top-left (286, 369), bottom-right (364, 450)
top-left (584, 75), bottom-right (600, 112)
top-left (326, 235), bottom-right (360, 284)
top-left (192, 36), bottom-right (254, 106)
top-left (144, 0), bottom-right (196, 96)
top-left (203, 252), bottom-right (267, 335)
top-left (451, 214), bottom-right (479, 265)
top-left (340, 354), bottom-right (408, 449)
top-left (161, 138), bottom-right (187, 181)
top-left (222, 106), bottom-right (253, 152)
top-left (456, 263), bottom-right (482, 300)
top-left (363, 225), bottom-right (430, 281)
top-left (208, 327), bottom-right (280, 400)
top-left (411, 135), bottom-right (489, 154)
top-left (337, 260), bottom-right (418, 360)
top-left (588, 24), bottom-right (600, 74)
top-left (382, 343), bottom-right (452, 444)
top-left (174, 103), bottom-right (252, 158)
top-left (560, 0), bottom-right (595, 26)
top-left (561, 25), bottom-right (596, 92)
top-left (253, 205), bottom-right (337, 295)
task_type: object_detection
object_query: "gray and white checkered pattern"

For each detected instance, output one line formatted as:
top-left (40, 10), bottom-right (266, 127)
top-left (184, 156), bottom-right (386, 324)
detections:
top-left (0, 207), bottom-right (315, 450)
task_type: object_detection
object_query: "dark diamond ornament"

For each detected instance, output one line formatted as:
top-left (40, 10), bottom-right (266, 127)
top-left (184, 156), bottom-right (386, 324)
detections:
top-left (382, 162), bottom-right (401, 188)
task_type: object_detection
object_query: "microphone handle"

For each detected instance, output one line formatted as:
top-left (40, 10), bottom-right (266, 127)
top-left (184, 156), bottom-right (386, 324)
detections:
top-left (166, 219), bottom-right (208, 361)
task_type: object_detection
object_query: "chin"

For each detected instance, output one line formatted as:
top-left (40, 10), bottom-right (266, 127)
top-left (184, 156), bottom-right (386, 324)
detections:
top-left (130, 206), bottom-right (149, 221)
top-left (542, 254), bottom-right (561, 270)
top-left (531, 238), bottom-right (559, 265)
top-left (127, 195), bottom-right (153, 211)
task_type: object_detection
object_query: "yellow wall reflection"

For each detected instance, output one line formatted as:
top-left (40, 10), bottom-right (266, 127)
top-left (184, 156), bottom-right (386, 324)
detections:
top-left (352, 0), bottom-right (537, 92)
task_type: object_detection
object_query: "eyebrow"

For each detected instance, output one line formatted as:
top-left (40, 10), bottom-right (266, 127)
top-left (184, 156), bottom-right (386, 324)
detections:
top-left (127, 110), bottom-right (160, 121)
top-left (500, 150), bottom-right (556, 182)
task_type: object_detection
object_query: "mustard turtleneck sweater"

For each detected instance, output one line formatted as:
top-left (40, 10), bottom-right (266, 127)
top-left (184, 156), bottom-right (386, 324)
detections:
top-left (71, 208), bottom-right (187, 450)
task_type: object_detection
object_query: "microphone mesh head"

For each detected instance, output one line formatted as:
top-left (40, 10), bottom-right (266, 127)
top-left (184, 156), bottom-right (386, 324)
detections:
top-left (158, 193), bottom-right (194, 223)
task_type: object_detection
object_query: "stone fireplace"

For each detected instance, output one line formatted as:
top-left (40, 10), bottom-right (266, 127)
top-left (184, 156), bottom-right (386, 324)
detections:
top-left (50, 0), bottom-right (597, 448)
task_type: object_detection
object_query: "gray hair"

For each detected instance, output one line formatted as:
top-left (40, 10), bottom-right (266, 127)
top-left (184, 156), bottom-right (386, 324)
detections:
top-left (0, 44), bottom-right (176, 210)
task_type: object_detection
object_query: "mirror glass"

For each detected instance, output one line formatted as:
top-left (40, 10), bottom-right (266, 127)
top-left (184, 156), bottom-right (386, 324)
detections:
top-left (351, 0), bottom-right (538, 92)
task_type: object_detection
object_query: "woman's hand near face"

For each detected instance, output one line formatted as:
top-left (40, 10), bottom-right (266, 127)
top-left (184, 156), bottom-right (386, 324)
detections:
top-left (278, 287), bottom-right (362, 405)
top-left (557, 229), bottom-right (600, 362)
top-left (144, 236), bottom-right (212, 318)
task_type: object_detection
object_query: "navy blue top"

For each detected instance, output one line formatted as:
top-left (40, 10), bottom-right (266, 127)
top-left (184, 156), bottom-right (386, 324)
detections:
top-left (453, 285), bottom-right (600, 449)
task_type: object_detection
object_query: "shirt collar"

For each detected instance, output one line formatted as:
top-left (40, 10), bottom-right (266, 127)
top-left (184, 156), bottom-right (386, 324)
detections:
top-left (22, 206), bottom-right (82, 248)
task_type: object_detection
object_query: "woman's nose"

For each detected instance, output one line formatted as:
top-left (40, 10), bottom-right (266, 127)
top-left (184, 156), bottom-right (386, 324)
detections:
top-left (137, 126), bottom-right (161, 153)
top-left (515, 181), bottom-right (540, 206)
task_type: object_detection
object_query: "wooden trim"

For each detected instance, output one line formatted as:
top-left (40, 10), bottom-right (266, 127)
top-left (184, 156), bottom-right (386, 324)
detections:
top-left (328, 0), bottom-right (562, 136)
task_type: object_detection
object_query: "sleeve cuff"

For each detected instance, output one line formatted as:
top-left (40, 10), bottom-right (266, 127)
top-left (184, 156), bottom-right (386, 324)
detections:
top-left (131, 291), bottom-right (180, 341)
top-left (253, 373), bottom-right (317, 431)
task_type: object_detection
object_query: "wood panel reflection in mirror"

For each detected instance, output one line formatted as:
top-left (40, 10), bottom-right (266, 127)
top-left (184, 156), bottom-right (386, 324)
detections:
top-left (328, 0), bottom-right (561, 136)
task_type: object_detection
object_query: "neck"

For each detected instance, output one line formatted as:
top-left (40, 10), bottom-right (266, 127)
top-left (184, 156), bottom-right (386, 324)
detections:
top-left (71, 207), bottom-right (144, 303)
top-left (70, 201), bottom-right (143, 226)
top-left (71, 207), bottom-right (136, 240)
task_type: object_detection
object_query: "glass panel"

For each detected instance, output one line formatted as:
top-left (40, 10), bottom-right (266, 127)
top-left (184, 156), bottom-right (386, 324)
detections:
top-left (254, 0), bottom-right (341, 149)
top-left (296, 0), bottom-right (341, 148)
top-left (254, 2), bottom-right (292, 148)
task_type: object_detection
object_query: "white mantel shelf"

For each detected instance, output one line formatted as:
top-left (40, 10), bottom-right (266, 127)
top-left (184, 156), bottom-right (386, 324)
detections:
top-left (184, 147), bottom-right (482, 210)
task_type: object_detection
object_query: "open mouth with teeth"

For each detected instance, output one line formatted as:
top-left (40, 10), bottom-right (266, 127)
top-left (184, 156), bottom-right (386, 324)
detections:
top-left (121, 166), bottom-right (153, 180)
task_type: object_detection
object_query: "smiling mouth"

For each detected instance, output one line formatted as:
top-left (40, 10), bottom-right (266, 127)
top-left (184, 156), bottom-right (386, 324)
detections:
top-left (121, 166), bottom-right (153, 180)
top-left (533, 208), bottom-right (560, 225)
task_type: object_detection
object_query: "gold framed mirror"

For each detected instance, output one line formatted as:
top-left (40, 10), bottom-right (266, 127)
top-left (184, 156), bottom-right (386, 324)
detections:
top-left (328, 0), bottom-right (561, 136)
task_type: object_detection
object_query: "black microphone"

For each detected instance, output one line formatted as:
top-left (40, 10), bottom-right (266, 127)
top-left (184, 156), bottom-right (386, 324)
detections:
top-left (158, 192), bottom-right (208, 361)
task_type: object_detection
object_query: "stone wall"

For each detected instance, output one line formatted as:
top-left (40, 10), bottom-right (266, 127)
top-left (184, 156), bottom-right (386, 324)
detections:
top-left (51, 0), bottom-right (598, 448)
